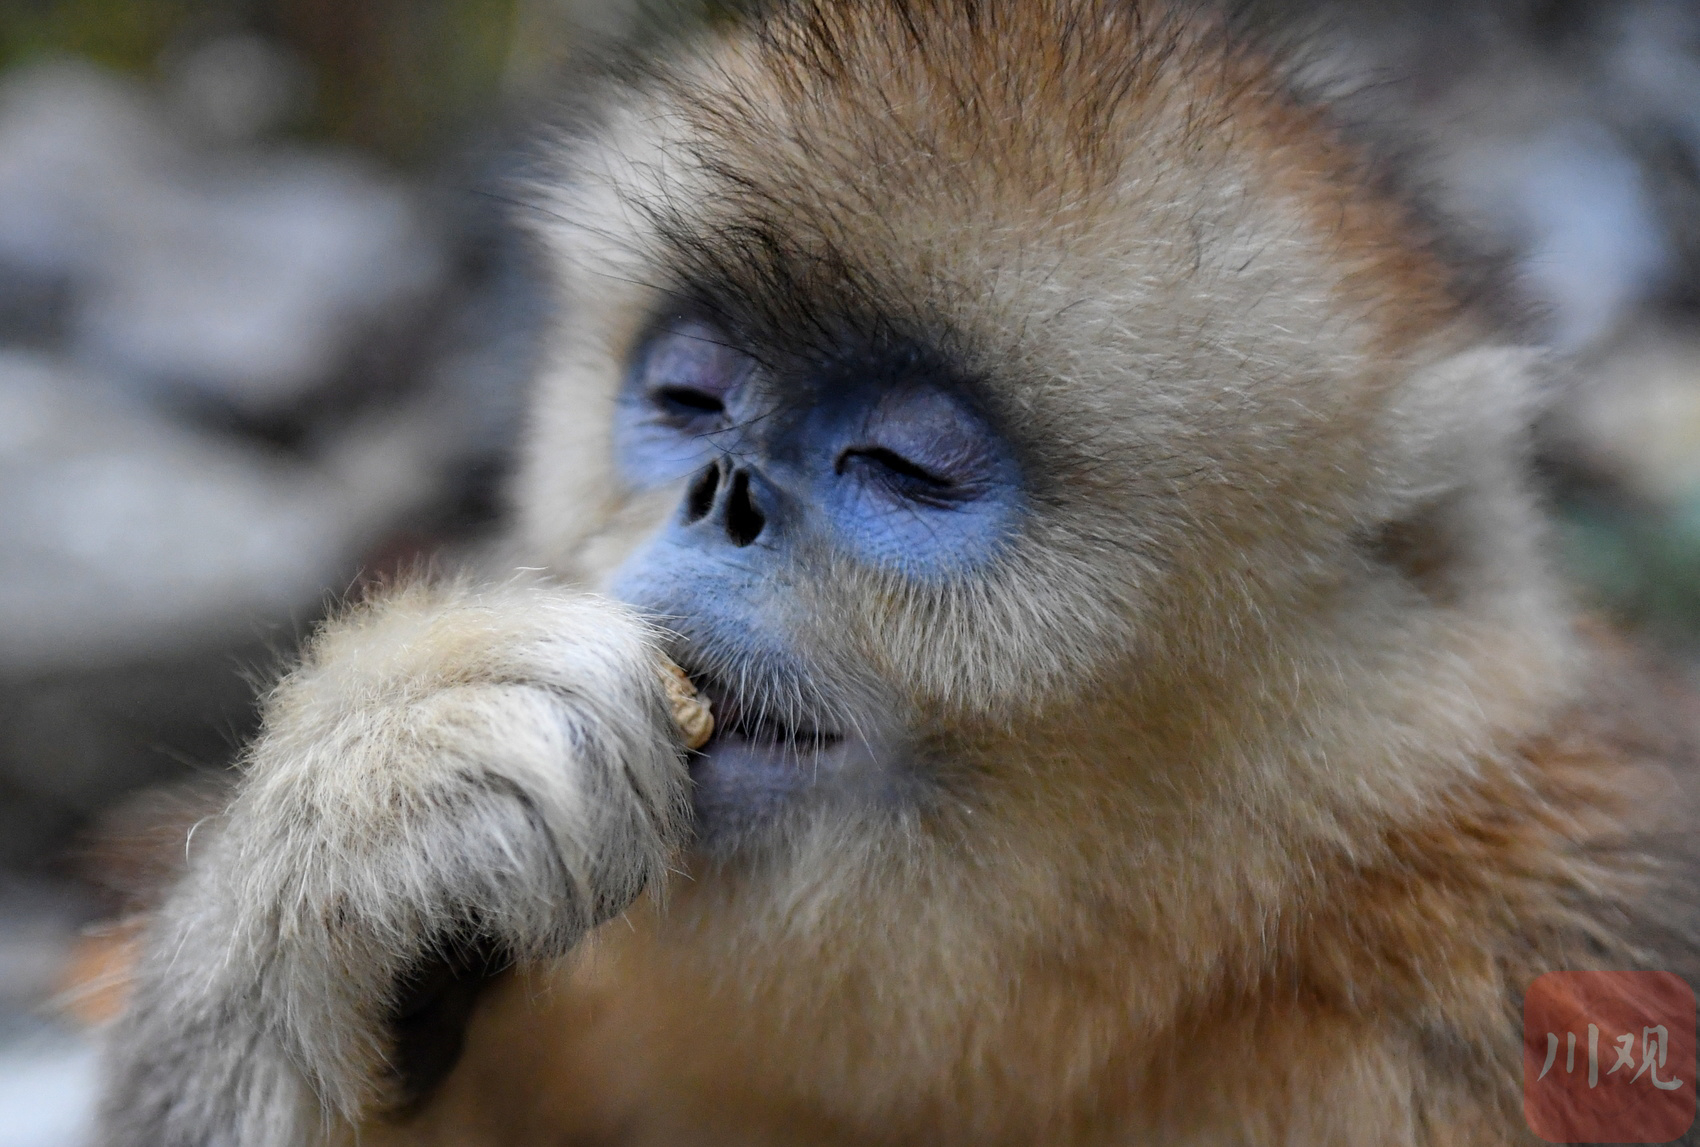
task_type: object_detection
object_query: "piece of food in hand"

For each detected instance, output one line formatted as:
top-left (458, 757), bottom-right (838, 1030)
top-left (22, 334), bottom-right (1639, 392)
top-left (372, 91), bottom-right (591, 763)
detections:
top-left (660, 659), bottom-right (714, 749)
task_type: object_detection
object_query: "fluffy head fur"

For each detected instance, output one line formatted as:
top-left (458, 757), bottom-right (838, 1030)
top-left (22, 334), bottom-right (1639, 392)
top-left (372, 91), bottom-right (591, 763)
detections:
top-left (516, 0), bottom-right (1573, 920)
top-left (522, 0), bottom-right (1551, 703)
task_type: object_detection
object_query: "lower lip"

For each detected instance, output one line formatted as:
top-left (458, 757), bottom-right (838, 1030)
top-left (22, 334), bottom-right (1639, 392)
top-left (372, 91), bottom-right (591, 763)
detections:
top-left (685, 731), bottom-right (830, 826)
top-left (694, 728), bottom-right (838, 769)
top-left (685, 725), bottom-right (888, 835)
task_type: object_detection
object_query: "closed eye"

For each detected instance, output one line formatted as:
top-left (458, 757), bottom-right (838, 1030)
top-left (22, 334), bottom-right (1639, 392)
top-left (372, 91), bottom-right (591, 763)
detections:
top-left (836, 446), bottom-right (941, 483)
top-left (836, 446), bottom-right (967, 505)
top-left (613, 318), bottom-right (751, 488)
top-left (631, 320), bottom-right (750, 432)
top-left (656, 386), bottom-right (726, 419)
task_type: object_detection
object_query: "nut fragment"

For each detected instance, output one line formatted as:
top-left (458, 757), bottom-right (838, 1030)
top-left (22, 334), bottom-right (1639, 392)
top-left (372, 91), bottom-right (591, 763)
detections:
top-left (659, 658), bottom-right (714, 750)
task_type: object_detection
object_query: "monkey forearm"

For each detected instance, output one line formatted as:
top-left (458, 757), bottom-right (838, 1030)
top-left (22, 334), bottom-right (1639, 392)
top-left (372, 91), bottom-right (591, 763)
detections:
top-left (95, 583), bottom-right (692, 1146)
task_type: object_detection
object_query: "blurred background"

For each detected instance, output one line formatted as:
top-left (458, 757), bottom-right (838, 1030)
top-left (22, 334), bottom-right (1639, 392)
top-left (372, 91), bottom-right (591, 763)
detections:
top-left (2, 0), bottom-right (1700, 1142)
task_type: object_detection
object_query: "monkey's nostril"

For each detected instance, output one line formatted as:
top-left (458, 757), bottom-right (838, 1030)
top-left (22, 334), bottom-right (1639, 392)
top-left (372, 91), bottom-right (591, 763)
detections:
top-left (724, 469), bottom-right (765, 547)
top-left (684, 464), bottom-right (720, 524)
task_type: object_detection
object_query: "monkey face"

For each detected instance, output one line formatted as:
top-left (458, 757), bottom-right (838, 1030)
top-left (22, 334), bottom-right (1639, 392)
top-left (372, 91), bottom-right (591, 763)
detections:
top-left (601, 310), bottom-right (1026, 838)
top-left (610, 317), bottom-right (1022, 575)
top-left (516, 1), bottom-right (1503, 846)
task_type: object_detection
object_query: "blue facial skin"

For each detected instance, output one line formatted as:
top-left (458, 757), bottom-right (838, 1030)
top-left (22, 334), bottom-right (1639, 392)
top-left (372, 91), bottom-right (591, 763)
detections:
top-left (606, 315), bottom-right (1023, 840)
top-left (611, 317), bottom-right (1022, 575)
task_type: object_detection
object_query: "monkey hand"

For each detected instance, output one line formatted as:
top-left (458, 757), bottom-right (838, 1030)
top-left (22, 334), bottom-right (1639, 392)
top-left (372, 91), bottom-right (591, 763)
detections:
top-left (95, 583), bottom-right (694, 1147)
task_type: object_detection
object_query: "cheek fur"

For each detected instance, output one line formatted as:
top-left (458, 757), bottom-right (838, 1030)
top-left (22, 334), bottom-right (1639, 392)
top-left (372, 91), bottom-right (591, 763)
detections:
top-left (803, 542), bottom-right (1133, 720)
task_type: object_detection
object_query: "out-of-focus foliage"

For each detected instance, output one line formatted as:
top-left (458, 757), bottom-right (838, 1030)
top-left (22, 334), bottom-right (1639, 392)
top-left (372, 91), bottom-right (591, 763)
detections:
top-left (268, 0), bottom-right (522, 163)
top-left (0, 0), bottom-right (206, 76)
top-left (0, 0), bottom-right (528, 164)
top-left (0, 0), bottom-right (736, 164)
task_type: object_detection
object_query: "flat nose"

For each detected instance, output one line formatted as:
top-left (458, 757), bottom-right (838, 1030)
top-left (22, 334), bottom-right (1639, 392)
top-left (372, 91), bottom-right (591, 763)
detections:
top-left (682, 459), bottom-right (767, 547)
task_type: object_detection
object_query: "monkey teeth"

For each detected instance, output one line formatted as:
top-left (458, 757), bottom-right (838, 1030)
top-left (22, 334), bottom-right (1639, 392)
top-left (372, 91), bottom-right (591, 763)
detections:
top-left (680, 673), bottom-right (844, 753)
top-left (659, 658), bottom-right (715, 750)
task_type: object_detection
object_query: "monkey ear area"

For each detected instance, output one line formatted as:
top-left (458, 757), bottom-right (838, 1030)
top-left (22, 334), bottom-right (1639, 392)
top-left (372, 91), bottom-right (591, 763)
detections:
top-left (1353, 347), bottom-right (1549, 603)
top-left (1378, 346), bottom-right (1548, 491)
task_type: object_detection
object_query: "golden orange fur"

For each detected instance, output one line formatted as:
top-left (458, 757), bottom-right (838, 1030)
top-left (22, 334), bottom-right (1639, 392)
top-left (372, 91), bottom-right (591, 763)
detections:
top-left (91, 3), bottom-right (1700, 1145)
top-left (401, 5), bottom-right (1699, 1140)
top-left (348, 632), bottom-right (1697, 1147)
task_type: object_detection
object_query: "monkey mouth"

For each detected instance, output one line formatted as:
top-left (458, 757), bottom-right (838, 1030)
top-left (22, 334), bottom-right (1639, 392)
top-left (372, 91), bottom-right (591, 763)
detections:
top-left (691, 675), bottom-right (845, 755)
top-left (672, 665), bottom-right (890, 842)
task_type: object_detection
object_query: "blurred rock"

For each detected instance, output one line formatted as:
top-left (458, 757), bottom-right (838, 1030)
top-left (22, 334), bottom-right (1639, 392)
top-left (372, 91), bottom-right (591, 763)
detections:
top-left (0, 45), bottom-right (544, 880)
top-left (1277, 0), bottom-right (1700, 350)
top-left (1538, 326), bottom-right (1700, 646)
top-left (0, 41), bottom-right (546, 680)
top-left (0, 874), bottom-right (97, 1147)
top-left (0, 877), bottom-right (89, 1013)
top-left (1445, 117), bottom-right (1671, 351)
top-left (0, 1024), bottom-right (93, 1147)
top-left (0, 350), bottom-right (453, 671)
top-left (0, 648), bottom-right (262, 871)
top-left (0, 58), bottom-right (443, 418)
top-left (165, 33), bottom-right (312, 145)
